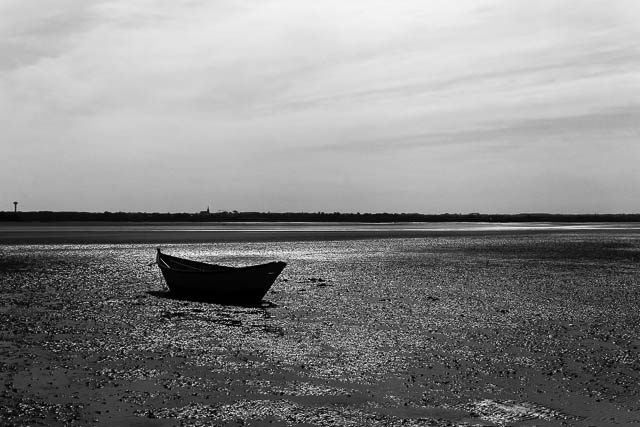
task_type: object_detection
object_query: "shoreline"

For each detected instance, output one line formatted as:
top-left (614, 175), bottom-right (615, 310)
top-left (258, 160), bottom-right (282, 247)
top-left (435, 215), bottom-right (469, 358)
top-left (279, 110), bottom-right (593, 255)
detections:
top-left (1, 222), bottom-right (640, 244)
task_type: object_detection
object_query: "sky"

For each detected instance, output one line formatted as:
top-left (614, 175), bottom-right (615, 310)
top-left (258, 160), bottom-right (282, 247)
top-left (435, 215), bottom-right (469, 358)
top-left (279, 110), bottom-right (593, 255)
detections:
top-left (1, 0), bottom-right (639, 214)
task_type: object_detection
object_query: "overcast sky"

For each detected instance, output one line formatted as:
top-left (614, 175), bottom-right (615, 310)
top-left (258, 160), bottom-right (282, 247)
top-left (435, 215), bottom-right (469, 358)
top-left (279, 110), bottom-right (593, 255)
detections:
top-left (2, 0), bottom-right (639, 213)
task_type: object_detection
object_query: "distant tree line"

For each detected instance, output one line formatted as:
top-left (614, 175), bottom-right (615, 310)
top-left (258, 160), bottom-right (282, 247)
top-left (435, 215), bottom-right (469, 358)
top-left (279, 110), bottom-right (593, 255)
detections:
top-left (1, 210), bottom-right (640, 223)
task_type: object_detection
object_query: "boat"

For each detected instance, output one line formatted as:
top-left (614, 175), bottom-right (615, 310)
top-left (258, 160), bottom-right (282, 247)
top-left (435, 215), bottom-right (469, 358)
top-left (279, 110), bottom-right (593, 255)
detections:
top-left (155, 249), bottom-right (286, 304)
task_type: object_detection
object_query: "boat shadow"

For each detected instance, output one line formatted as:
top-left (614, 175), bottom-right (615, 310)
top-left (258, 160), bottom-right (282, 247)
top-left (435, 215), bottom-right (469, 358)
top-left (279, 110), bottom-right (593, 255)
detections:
top-left (147, 290), bottom-right (278, 308)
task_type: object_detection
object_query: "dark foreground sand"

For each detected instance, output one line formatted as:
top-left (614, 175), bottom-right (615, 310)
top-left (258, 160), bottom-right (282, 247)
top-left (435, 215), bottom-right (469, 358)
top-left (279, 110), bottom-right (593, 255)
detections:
top-left (1, 228), bottom-right (639, 426)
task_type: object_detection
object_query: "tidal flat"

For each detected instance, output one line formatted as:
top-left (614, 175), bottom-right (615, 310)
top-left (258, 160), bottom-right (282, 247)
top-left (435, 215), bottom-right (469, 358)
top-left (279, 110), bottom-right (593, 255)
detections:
top-left (1, 230), bottom-right (639, 426)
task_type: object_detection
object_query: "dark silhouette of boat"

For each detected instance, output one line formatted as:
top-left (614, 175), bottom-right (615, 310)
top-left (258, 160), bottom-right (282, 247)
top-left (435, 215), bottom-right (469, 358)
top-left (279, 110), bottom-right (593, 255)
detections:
top-left (156, 249), bottom-right (286, 304)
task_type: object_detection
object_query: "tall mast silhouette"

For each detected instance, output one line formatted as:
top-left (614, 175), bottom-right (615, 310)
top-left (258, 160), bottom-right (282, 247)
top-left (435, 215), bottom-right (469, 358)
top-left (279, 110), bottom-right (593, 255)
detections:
top-left (13, 201), bottom-right (18, 213)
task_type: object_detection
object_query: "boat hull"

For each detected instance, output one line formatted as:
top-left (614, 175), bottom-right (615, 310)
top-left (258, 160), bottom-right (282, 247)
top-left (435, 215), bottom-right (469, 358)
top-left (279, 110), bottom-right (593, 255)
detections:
top-left (156, 250), bottom-right (286, 304)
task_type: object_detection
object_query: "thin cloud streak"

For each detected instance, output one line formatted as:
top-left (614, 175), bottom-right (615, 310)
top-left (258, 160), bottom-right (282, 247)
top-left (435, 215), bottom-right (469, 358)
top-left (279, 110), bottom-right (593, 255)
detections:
top-left (302, 107), bottom-right (640, 154)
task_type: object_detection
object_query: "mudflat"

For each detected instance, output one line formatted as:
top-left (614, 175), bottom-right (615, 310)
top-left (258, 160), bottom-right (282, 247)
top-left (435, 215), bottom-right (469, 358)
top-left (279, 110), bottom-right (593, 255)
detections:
top-left (1, 229), bottom-right (639, 426)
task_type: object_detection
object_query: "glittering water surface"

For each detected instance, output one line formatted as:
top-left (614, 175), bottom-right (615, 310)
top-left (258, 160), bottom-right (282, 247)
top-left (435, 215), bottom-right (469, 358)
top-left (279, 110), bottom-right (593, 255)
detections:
top-left (1, 233), bottom-right (640, 426)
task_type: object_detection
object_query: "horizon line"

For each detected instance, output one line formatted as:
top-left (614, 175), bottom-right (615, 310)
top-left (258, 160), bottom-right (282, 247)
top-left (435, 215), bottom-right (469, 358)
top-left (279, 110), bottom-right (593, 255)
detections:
top-left (3, 210), bottom-right (640, 217)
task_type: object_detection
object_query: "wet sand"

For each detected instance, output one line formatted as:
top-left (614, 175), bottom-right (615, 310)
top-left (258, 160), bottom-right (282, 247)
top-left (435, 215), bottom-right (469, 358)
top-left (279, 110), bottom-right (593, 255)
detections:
top-left (1, 228), bottom-right (639, 426)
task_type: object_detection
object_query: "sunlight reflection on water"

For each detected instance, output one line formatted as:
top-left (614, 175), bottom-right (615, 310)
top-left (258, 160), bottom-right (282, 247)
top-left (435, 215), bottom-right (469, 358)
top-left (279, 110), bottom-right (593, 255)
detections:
top-left (3, 221), bottom-right (640, 236)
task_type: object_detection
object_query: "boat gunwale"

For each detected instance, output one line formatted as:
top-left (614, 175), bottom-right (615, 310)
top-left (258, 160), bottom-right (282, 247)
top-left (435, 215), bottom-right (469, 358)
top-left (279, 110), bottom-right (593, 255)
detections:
top-left (156, 250), bottom-right (286, 275)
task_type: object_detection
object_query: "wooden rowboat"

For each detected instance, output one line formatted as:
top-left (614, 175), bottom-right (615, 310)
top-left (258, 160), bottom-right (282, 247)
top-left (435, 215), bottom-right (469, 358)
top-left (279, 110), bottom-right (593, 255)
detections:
top-left (156, 249), bottom-right (286, 304)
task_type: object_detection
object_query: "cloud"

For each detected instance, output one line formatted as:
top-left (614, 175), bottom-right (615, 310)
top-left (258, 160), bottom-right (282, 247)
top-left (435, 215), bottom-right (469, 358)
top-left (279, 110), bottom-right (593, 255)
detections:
top-left (1, 0), bottom-right (639, 212)
top-left (296, 106), bottom-right (639, 157)
top-left (0, 0), bottom-right (100, 70)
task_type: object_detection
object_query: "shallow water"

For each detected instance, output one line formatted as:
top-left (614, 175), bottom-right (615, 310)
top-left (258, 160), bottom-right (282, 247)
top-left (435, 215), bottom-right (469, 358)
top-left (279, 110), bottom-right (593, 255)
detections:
top-left (1, 232), bottom-right (640, 426)
top-left (3, 221), bottom-right (640, 244)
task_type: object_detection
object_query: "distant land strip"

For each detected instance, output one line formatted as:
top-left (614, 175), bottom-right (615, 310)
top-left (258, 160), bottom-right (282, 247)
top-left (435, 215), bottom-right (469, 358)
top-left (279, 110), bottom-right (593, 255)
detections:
top-left (1, 211), bottom-right (640, 223)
